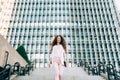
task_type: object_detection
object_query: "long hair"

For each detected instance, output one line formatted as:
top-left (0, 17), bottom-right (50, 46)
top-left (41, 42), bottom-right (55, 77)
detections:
top-left (50, 35), bottom-right (67, 53)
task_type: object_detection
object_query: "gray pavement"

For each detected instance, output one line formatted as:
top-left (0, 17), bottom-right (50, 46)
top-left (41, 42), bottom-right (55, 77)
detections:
top-left (13, 67), bottom-right (105, 80)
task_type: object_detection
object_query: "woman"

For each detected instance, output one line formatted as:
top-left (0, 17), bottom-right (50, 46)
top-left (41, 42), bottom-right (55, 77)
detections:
top-left (49, 35), bottom-right (67, 80)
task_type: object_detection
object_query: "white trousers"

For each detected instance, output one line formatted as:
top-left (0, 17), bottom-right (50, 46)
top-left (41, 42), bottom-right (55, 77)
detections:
top-left (53, 57), bottom-right (64, 80)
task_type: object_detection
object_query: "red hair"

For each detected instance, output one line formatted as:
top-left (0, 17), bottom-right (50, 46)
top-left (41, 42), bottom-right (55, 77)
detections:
top-left (50, 35), bottom-right (67, 53)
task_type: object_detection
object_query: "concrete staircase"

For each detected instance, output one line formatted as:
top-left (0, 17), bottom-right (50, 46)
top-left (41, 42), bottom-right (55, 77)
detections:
top-left (13, 67), bottom-right (105, 80)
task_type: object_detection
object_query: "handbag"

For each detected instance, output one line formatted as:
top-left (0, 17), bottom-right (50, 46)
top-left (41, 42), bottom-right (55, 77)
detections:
top-left (64, 61), bottom-right (66, 67)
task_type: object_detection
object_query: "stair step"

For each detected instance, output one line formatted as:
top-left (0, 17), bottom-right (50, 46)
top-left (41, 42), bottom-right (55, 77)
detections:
top-left (13, 67), bottom-right (105, 80)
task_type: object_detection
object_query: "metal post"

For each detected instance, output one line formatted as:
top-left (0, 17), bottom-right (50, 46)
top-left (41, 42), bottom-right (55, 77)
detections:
top-left (107, 64), bottom-right (115, 80)
top-left (4, 51), bottom-right (9, 67)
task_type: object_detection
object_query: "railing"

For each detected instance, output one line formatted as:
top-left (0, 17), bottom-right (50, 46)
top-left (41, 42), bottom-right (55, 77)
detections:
top-left (12, 62), bottom-right (21, 75)
top-left (0, 64), bottom-right (11, 80)
top-left (19, 61), bottom-right (34, 76)
top-left (114, 70), bottom-right (120, 80)
top-left (0, 51), bottom-right (35, 79)
top-left (0, 61), bottom-right (35, 80)
top-left (78, 60), bottom-right (120, 80)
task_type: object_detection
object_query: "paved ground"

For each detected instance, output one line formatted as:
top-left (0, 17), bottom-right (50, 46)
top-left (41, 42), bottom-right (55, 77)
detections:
top-left (13, 67), bottom-right (105, 80)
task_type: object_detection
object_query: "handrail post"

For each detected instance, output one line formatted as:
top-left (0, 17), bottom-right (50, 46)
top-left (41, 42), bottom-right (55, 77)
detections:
top-left (98, 62), bottom-right (105, 75)
top-left (106, 64), bottom-right (115, 80)
top-left (4, 51), bottom-right (9, 67)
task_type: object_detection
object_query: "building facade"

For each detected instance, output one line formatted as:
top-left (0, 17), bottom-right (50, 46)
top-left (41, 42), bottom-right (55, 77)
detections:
top-left (7, 0), bottom-right (120, 69)
top-left (0, 0), bottom-right (15, 38)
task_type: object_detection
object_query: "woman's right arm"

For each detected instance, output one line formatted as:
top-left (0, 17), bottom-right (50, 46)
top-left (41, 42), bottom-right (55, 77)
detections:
top-left (48, 47), bottom-right (54, 68)
top-left (49, 46), bottom-right (54, 64)
top-left (49, 54), bottom-right (52, 64)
